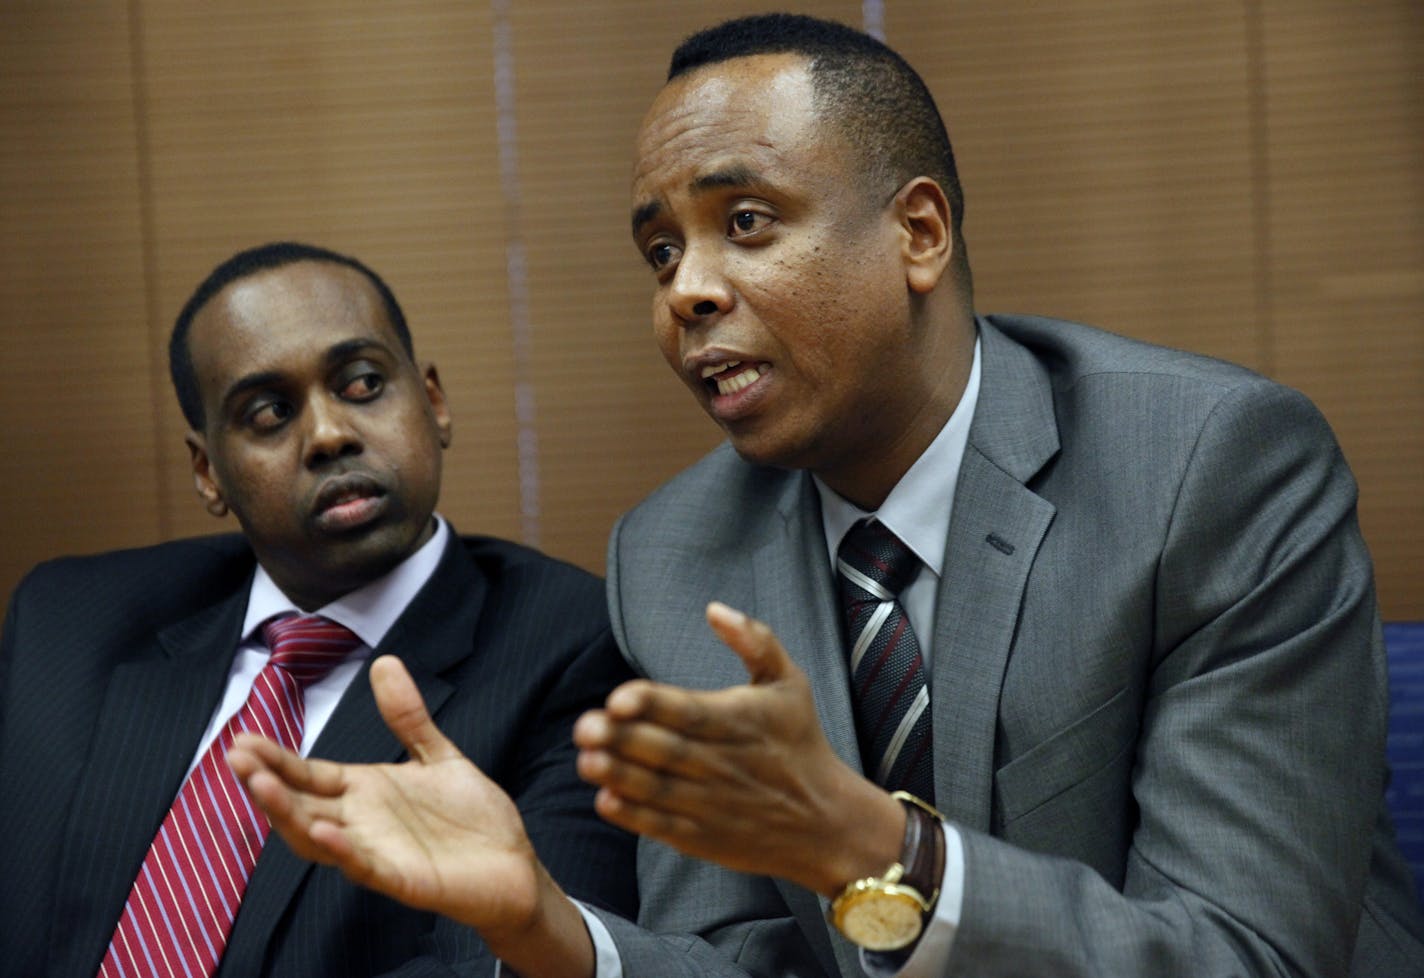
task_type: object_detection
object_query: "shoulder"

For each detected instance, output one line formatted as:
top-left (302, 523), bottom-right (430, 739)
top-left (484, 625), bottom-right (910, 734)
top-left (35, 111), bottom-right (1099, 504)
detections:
top-left (11, 534), bottom-right (252, 611)
top-left (452, 532), bottom-right (607, 613)
top-left (983, 312), bottom-right (1334, 446)
top-left (4, 534), bottom-right (253, 652)
top-left (984, 313), bottom-right (1267, 391)
top-left (615, 442), bottom-right (800, 546)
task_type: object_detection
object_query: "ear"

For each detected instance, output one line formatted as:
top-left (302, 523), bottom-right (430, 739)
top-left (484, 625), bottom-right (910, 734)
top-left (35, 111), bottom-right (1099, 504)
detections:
top-left (186, 432), bottom-right (229, 518)
top-left (422, 363), bottom-right (453, 449)
top-left (895, 176), bottom-right (953, 295)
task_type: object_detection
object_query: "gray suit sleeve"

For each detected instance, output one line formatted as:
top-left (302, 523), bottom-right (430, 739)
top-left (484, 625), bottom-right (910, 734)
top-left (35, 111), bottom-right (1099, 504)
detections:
top-left (946, 382), bottom-right (1388, 976)
top-left (598, 518), bottom-right (818, 978)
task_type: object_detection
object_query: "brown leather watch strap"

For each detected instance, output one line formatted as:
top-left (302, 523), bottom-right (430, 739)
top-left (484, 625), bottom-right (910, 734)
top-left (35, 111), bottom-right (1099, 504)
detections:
top-left (892, 791), bottom-right (945, 910)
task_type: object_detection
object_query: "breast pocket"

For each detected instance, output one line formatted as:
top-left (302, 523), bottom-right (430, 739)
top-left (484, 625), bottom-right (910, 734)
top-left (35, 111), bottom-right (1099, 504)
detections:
top-left (992, 686), bottom-right (1139, 876)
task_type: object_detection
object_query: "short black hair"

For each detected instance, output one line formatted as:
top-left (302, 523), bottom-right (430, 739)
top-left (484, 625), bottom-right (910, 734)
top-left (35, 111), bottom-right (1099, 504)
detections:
top-left (669, 13), bottom-right (970, 292)
top-left (169, 241), bottom-right (414, 431)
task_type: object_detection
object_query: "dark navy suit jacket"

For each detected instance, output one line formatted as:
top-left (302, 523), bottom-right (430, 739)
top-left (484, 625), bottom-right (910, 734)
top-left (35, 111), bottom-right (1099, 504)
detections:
top-left (0, 530), bottom-right (637, 976)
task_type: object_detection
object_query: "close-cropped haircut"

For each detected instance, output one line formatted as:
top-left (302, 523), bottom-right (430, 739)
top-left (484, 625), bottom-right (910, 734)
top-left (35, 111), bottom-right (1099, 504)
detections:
top-left (169, 241), bottom-right (414, 431)
top-left (668, 13), bottom-right (969, 261)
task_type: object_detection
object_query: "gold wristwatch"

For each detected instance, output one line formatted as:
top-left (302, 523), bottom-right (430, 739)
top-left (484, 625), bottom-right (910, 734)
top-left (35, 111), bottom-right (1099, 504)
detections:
top-left (828, 792), bottom-right (945, 951)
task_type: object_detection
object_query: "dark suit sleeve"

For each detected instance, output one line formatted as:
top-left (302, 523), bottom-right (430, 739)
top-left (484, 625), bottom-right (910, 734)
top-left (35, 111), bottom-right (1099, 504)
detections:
top-left (944, 382), bottom-right (1395, 976)
top-left (371, 642), bottom-right (639, 977)
top-left (502, 623), bottom-right (639, 918)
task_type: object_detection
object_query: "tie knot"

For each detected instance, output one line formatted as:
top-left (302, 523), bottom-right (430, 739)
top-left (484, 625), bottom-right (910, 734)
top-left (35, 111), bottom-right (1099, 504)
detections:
top-left (260, 614), bottom-right (362, 687)
top-left (837, 519), bottom-right (920, 597)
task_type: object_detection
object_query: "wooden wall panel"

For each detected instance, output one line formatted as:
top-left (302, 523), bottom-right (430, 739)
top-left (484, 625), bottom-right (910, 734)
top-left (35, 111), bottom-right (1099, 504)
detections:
top-left (1257, 2), bottom-right (1424, 616)
top-left (0, 2), bottom-right (160, 598)
top-left (1, 2), bottom-right (1419, 618)
top-left (889, 1), bottom-right (1264, 368)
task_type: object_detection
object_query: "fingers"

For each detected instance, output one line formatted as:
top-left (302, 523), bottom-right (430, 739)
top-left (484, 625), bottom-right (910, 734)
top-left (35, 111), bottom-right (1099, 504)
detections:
top-left (577, 728), bottom-right (709, 808)
top-left (602, 679), bottom-right (721, 737)
top-left (592, 786), bottom-right (709, 844)
top-left (705, 601), bottom-right (797, 684)
top-left (229, 732), bottom-right (347, 797)
top-left (368, 655), bottom-right (462, 764)
top-left (226, 741), bottom-right (351, 866)
top-left (574, 603), bottom-right (803, 767)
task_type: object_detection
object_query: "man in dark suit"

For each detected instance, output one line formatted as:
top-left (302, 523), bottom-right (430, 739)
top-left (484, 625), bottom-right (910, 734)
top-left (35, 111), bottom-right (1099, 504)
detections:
top-left (220, 14), bottom-right (1424, 978)
top-left (0, 241), bottom-right (636, 976)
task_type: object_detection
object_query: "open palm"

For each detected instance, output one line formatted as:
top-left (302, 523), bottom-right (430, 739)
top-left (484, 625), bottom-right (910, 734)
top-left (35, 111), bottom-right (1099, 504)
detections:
top-left (227, 655), bottom-right (540, 932)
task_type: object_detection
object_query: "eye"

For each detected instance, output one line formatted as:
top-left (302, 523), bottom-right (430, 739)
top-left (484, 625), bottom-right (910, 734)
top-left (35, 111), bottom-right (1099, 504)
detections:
top-left (340, 372), bottom-right (384, 401)
top-left (727, 209), bottom-right (773, 238)
top-left (646, 240), bottom-right (682, 273)
top-left (246, 399), bottom-right (293, 432)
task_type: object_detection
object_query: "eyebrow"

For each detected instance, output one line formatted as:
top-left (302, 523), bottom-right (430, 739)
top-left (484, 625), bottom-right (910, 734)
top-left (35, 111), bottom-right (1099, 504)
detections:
top-left (220, 370), bottom-right (285, 414)
top-left (631, 200), bottom-right (661, 237)
top-left (324, 337), bottom-right (389, 366)
top-left (630, 165), bottom-right (774, 237)
top-left (690, 164), bottom-right (766, 194)
top-left (219, 338), bottom-right (392, 411)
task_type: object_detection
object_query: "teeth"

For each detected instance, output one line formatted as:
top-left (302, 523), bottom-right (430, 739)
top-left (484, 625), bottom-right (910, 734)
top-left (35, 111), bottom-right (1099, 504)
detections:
top-left (714, 363), bottom-right (767, 396)
top-left (701, 360), bottom-right (740, 379)
top-left (329, 489), bottom-right (369, 507)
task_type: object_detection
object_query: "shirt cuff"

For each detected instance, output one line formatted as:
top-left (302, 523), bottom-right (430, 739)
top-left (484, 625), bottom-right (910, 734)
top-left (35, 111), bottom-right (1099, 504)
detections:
top-left (492, 901), bottom-right (624, 978)
top-left (860, 819), bottom-right (964, 977)
top-left (577, 899), bottom-right (626, 978)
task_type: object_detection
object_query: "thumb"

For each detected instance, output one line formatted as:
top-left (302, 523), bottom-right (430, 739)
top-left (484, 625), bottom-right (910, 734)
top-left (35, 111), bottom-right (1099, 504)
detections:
top-left (369, 655), bottom-right (462, 764)
top-left (705, 601), bottom-right (798, 685)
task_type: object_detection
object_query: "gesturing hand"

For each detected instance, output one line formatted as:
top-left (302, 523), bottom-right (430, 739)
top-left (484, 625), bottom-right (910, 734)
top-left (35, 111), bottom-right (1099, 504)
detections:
top-left (573, 602), bottom-right (904, 897)
top-left (227, 655), bottom-right (536, 928)
top-left (227, 655), bottom-right (594, 978)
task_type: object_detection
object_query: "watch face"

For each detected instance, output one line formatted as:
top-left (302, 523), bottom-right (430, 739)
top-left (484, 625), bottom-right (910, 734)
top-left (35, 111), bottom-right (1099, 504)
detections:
top-left (838, 892), bottom-right (924, 951)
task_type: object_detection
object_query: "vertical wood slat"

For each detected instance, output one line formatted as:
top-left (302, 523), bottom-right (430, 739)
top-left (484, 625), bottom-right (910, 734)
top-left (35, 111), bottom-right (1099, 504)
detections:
top-left (0, 1), bottom-right (161, 591)
top-left (1255, 2), bottom-right (1424, 617)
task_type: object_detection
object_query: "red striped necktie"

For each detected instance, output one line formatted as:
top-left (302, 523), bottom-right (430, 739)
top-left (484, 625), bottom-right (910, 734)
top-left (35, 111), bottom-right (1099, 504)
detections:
top-left (98, 614), bottom-right (361, 978)
top-left (837, 519), bottom-right (935, 804)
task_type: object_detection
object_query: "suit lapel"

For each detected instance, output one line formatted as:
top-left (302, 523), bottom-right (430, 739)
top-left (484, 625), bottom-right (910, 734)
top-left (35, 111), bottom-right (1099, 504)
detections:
top-left (929, 319), bottom-right (1059, 830)
top-left (51, 586), bottom-right (249, 975)
top-left (223, 534), bottom-right (482, 972)
top-left (752, 473), bottom-right (858, 765)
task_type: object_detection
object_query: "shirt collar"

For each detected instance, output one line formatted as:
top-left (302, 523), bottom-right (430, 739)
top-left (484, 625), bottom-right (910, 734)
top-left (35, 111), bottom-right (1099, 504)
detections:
top-left (815, 337), bottom-right (982, 577)
top-left (241, 515), bottom-right (451, 649)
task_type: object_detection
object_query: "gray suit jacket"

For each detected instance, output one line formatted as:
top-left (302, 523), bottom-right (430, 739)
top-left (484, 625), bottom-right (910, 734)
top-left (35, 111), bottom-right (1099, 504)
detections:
top-left (593, 315), bottom-right (1424, 977)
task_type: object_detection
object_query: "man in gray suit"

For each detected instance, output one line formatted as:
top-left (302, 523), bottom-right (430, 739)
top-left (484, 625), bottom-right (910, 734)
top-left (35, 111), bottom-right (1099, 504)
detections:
top-left (233, 13), bottom-right (1424, 977)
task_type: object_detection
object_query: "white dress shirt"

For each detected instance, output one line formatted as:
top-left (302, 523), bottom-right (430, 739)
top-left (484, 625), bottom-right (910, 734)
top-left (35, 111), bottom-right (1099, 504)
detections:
top-left (184, 517), bottom-right (450, 777)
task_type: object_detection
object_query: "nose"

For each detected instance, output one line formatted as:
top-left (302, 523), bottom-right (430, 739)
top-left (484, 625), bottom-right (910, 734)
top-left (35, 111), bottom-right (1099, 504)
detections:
top-left (302, 394), bottom-right (362, 469)
top-left (667, 242), bottom-right (733, 325)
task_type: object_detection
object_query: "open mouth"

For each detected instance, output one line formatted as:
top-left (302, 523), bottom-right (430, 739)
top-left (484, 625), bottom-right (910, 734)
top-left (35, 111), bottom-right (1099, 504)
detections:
top-left (701, 360), bottom-right (769, 396)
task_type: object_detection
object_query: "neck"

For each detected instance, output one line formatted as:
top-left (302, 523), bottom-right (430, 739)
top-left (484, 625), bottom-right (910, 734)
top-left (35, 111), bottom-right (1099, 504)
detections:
top-left (822, 326), bottom-right (973, 510)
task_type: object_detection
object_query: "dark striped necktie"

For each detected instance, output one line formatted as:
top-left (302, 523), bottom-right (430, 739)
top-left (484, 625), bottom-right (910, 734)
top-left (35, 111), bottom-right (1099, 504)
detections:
top-left (837, 519), bottom-right (935, 804)
top-left (99, 614), bottom-right (360, 977)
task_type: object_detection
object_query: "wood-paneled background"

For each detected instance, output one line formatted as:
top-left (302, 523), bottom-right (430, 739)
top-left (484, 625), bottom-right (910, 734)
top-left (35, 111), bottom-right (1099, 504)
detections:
top-left (2, 1), bottom-right (1420, 617)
